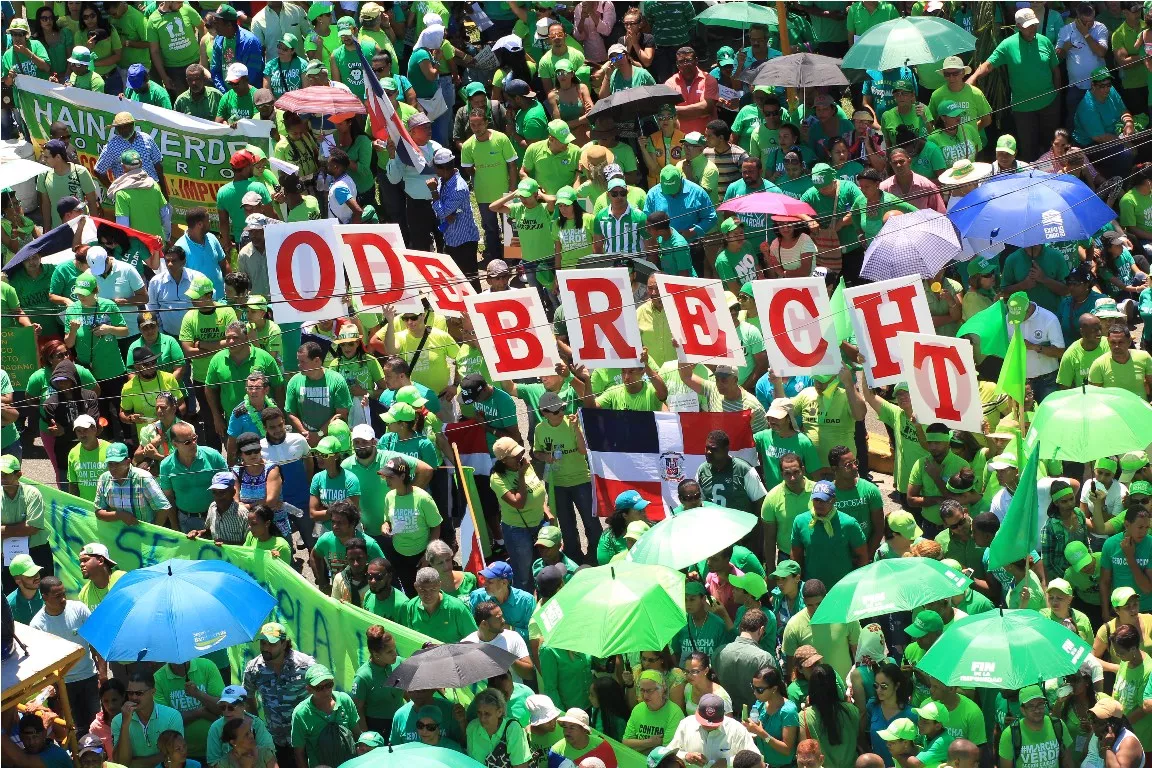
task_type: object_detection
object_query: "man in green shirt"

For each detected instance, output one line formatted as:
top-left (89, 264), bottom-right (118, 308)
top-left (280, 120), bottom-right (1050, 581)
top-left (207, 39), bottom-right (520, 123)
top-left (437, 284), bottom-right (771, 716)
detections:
top-left (158, 421), bottom-right (228, 532)
top-left (996, 684), bottom-right (1072, 768)
top-left (204, 321), bottom-right (285, 437)
top-left (907, 425), bottom-right (972, 532)
top-left (66, 416), bottom-right (109, 502)
top-left (1088, 325), bottom-right (1152, 399)
top-left (1001, 244), bottom-right (1071, 314)
top-left (401, 567), bottom-right (478, 644)
top-left (521, 119), bottom-right (582, 194)
top-left (64, 271), bottom-right (129, 383)
top-left (217, 63), bottom-right (257, 124)
top-left (148, 0), bottom-right (204, 93)
top-left (1, 455), bottom-right (51, 591)
top-left (800, 164), bottom-right (865, 280)
top-left (285, 342), bottom-right (353, 445)
top-left (215, 149), bottom-right (272, 254)
top-left (173, 65), bottom-right (224, 121)
top-left (328, 17), bottom-right (375, 99)
top-left (645, 211), bottom-right (694, 276)
top-left (124, 64), bottom-right (172, 109)
top-left (461, 110), bottom-right (518, 261)
top-left (153, 658), bottom-right (224, 760)
top-left (697, 429), bottom-right (769, 522)
top-left (826, 444), bottom-right (885, 553)
top-left (1057, 313), bottom-right (1109, 388)
top-left (506, 79), bottom-right (549, 153)
top-left (762, 454), bottom-right (816, 565)
top-left (107, 0), bottom-right (152, 70)
top-left (112, 669), bottom-right (186, 767)
top-left (790, 480), bottom-right (868, 589)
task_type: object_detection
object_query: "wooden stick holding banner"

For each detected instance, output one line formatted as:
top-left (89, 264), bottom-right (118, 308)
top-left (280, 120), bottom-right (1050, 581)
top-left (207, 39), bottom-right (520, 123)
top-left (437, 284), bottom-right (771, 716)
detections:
top-left (451, 443), bottom-right (490, 566)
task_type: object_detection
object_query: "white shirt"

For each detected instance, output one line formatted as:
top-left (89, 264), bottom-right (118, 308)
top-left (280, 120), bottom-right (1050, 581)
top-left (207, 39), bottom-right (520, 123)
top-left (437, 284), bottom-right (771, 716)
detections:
top-left (94, 259), bottom-right (146, 335)
top-left (1008, 304), bottom-right (1065, 378)
top-left (462, 629), bottom-right (531, 681)
top-left (1082, 478), bottom-right (1128, 540)
top-left (30, 601), bottom-right (97, 682)
top-left (667, 715), bottom-right (757, 766)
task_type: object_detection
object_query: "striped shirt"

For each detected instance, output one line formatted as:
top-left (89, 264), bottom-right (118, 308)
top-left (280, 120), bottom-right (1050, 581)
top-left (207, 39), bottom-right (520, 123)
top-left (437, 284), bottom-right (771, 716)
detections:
top-left (93, 130), bottom-right (164, 182)
top-left (204, 500), bottom-right (251, 544)
top-left (93, 467), bottom-right (171, 523)
top-left (592, 204), bottom-right (648, 257)
top-left (699, 380), bottom-right (769, 433)
top-left (431, 170), bottom-right (481, 247)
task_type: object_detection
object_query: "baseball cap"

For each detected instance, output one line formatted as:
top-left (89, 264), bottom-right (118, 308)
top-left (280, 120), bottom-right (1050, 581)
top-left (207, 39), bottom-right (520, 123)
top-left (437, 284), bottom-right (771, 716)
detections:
top-left (1046, 578), bottom-right (1073, 596)
top-left (811, 162), bottom-right (836, 186)
top-left (305, 59), bottom-right (328, 76)
top-left (351, 424), bottom-right (376, 443)
top-left (719, 218), bottom-right (743, 235)
top-left (538, 391), bottom-right (565, 413)
top-left (906, 609), bottom-right (944, 638)
top-left (793, 645), bottom-right (823, 668)
top-left (615, 489), bottom-right (650, 512)
top-left (68, 46), bottom-right (94, 66)
top-left (492, 437), bottom-right (524, 461)
top-left (86, 245), bottom-right (110, 275)
top-left (308, 2), bottom-right (332, 23)
top-left (382, 402), bottom-right (417, 424)
top-left (996, 134), bottom-right (1017, 155)
top-left (230, 149), bottom-right (257, 169)
top-left (548, 119), bottom-right (575, 144)
top-left (989, 452), bottom-right (1019, 471)
top-left (126, 63), bottom-right (147, 89)
top-left (186, 275), bottom-right (216, 300)
top-left (1019, 684), bottom-right (1045, 704)
top-left (1067, 264), bottom-right (1094, 284)
top-left (279, 32), bottom-right (300, 49)
top-left (624, 520), bottom-right (650, 541)
top-left (314, 436), bottom-right (342, 456)
top-left (245, 214), bottom-right (271, 233)
top-left (8, 554), bottom-right (42, 578)
top-left (659, 164), bottom-right (684, 194)
top-left (1130, 480), bottom-right (1152, 498)
top-left (683, 131), bottom-right (707, 147)
top-left (305, 664), bottom-right (335, 686)
top-left (106, 442), bottom-right (130, 463)
top-left (378, 456), bottom-right (410, 480)
top-left (337, 16), bottom-right (356, 35)
top-left (56, 196), bottom-right (84, 217)
top-left (536, 563), bottom-right (566, 595)
top-left (767, 398), bottom-right (794, 420)
top-left (74, 414), bottom-right (98, 430)
top-left (77, 734), bottom-right (105, 757)
top-left (535, 526), bottom-right (563, 548)
top-left (216, 3), bottom-right (239, 21)
top-left (79, 542), bottom-right (117, 566)
top-left (236, 432), bottom-right (262, 454)
top-left (1015, 7), bottom-right (1040, 27)
top-left (887, 510), bottom-right (923, 540)
top-left (1089, 697), bottom-right (1125, 720)
top-left (938, 101), bottom-right (966, 118)
top-left (73, 271), bottom-right (98, 299)
top-left (253, 88), bottom-right (275, 106)
top-left (724, 290), bottom-right (741, 309)
top-left (877, 717), bottom-right (918, 742)
top-left (607, 177), bottom-right (627, 191)
top-left (714, 364), bottom-right (738, 378)
top-left (555, 186), bottom-right (578, 206)
top-left (481, 561), bottom-right (514, 581)
top-left (260, 622), bottom-right (287, 643)
top-left (1094, 297), bottom-right (1127, 319)
top-left (247, 295), bottom-right (270, 312)
top-left (226, 62), bottom-right (249, 83)
top-left (914, 701), bottom-right (948, 723)
top-left (892, 79), bottom-right (914, 92)
top-left (938, 55), bottom-right (971, 74)
top-left (516, 178), bottom-right (540, 198)
top-left (771, 559), bottom-right (800, 578)
top-left (1091, 66), bottom-right (1112, 82)
top-left (395, 385), bottom-right (428, 409)
top-left (242, 190), bottom-right (264, 207)
top-left (811, 479), bottom-right (836, 502)
top-left (463, 81), bottom-right (487, 99)
top-left (432, 147), bottom-right (455, 166)
top-left (356, 732), bottom-right (386, 749)
top-left (209, 471), bottom-right (236, 490)
top-left (218, 685), bottom-right (248, 704)
top-left (557, 707), bottom-right (591, 731)
top-left (1121, 451), bottom-right (1149, 482)
top-left (728, 572), bottom-right (768, 600)
top-left (460, 372), bottom-right (488, 402)
top-left (1065, 540), bottom-right (1095, 573)
top-left (504, 78), bottom-right (534, 98)
top-left (696, 693), bottom-right (725, 725)
top-left (607, 42), bottom-right (626, 57)
top-left (716, 50), bottom-right (736, 67)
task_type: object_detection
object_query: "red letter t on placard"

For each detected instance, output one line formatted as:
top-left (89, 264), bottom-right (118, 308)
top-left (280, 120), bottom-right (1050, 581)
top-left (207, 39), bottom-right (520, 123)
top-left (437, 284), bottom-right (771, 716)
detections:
top-left (912, 341), bottom-right (966, 422)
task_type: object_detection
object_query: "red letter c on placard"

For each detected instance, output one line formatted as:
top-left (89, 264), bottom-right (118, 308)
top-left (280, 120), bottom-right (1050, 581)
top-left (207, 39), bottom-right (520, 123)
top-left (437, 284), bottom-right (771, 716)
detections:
top-left (276, 230), bottom-right (337, 313)
top-left (768, 287), bottom-right (828, 368)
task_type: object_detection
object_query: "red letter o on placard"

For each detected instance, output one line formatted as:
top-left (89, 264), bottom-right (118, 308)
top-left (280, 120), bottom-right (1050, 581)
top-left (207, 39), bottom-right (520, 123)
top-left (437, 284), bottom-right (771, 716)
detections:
top-left (276, 230), bottom-right (338, 313)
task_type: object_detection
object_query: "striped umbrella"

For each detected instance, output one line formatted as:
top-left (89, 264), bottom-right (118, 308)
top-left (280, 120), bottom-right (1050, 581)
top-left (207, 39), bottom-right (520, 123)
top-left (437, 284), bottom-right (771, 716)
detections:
top-left (275, 86), bottom-right (366, 116)
top-left (860, 208), bottom-right (962, 282)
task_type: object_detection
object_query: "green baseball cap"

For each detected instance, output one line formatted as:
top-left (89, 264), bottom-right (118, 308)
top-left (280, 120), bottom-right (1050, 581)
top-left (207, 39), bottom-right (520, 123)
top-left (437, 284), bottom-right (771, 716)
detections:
top-left (308, 2), bottom-right (332, 23)
top-left (1120, 451), bottom-right (1149, 483)
top-left (382, 402), bottom-right (417, 424)
top-left (1064, 540), bottom-right (1094, 573)
top-left (720, 217), bottom-right (743, 234)
top-left (1112, 586), bottom-right (1138, 608)
top-left (548, 119), bottom-right (575, 144)
top-left (728, 572), bottom-right (768, 600)
top-left (913, 701), bottom-right (948, 722)
top-left (74, 271), bottom-right (98, 296)
top-left (887, 510), bottom-right (922, 540)
top-left (1019, 684), bottom-right (1045, 705)
top-left (68, 46), bottom-right (94, 67)
top-left (326, 418), bottom-right (351, 453)
top-left (1091, 66), bottom-right (1112, 83)
top-left (906, 609), bottom-right (944, 638)
top-left (106, 442), bottom-right (130, 463)
top-left (685, 579), bottom-right (709, 596)
top-left (260, 622), bottom-right (287, 643)
top-left (315, 435), bottom-right (342, 455)
top-left (877, 717), bottom-right (918, 742)
top-left (8, 553), bottom-right (42, 577)
top-left (938, 101), bottom-right (966, 118)
top-left (624, 520), bottom-right (650, 541)
top-left (553, 57), bottom-right (573, 74)
top-left (1130, 480), bottom-right (1152, 497)
top-left (186, 275), bottom-right (216, 300)
top-left (996, 134), bottom-right (1017, 155)
top-left (555, 185), bottom-right (578, 206)
top-left (516, 178), bottom-right (540, 197)
top-left (659, 164), bottom-right (684, 195)
top-left (279, 33), bottom-right (299, 50)
top-left (305, 664), bottom-right (335, 686)
top-left (811, 162), bottom-right (835, 186)
top-left (357, 731), bottom-right (386, 748)
top-left (247, 295), bottom-right (270, 312)
top-left (771, 559), bottom-right (800, 578)
top-left (395, 385), bottom-right (428, 408)
top-left (683, 131), bottom-right (707, 147)
top-left (969, 257), bottom-right (997, 276)
top-left (892, 79), bottom-right (914, 92)
top-left (740, 282), bottom-right (755, 298)
top-left (535, 526), bottom-right (563, 548)
top-left (337, 16), bottom-right (356, 34)
top-left (305, 59), bottom-right (328, 76)
top-left (0, 454), bottom-right (20, 474)
top-left (464, 81), bottom-right (486, 99)
top-left (120, 149), bottom-right (142, 167)
top-left (1046, 578), bottom-right (1073, 596)
top-left (216, 3), bottom-right (239, 21)
top-left (380, 77), bottom-right (398, 92)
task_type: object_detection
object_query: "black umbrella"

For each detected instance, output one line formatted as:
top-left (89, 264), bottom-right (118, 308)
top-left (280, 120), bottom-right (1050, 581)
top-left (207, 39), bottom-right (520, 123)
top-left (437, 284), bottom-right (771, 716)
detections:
top-left (384, 642), bottom-right (520, 691)
top-left (740, 53), bottom-right (850, 88)
top-left (586, 84), bottom-right (683, 122)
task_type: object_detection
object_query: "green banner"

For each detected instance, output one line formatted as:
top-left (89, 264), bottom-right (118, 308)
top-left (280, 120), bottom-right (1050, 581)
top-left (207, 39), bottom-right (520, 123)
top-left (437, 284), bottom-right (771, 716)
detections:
top-left (2, 325), bottom-right (38, 388)
top-left (34, 480), bottom-right (647, 768)
top-left (15, 76), bottom-right (272, 227)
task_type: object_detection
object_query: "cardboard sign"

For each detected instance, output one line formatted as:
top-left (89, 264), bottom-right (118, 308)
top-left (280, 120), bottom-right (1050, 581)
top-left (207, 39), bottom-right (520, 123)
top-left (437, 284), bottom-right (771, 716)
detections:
top-left (556, 268), bottom-right (643, 369)
top-left (750, 277), bottom-right (841, 377)
top-left (404, 250), bottom-right (477, 317)
top-left (264, 220), bottom-right (347, 324)
top-left (844, 276), bottom-right (934, 387)
top-left (335, 224), bottom-right (423, 315)
top-left (464, 288), bottom-right (562, 381)
top-left (896, 332), bottom-right (983, 432)
top-left (654, 275), bottom-right (746, 368)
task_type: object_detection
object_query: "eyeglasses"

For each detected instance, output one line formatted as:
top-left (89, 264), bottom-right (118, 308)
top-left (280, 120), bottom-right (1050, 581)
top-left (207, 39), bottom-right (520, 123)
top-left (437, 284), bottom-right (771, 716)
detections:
top-left (1093, 81), bottom-right (1112, 89)
top-left (175, 437), bottom-right (198, 445)
top-left (416, 721), bottom-right (439, 731)
top-left (82, 12), bottom-right (98, 19)
top-left (637, 686), bottom-right (660, 695)
top-left (609, 189), bottom-right (628, 197)
top-left (875, 682), bottom-right (891, 691)
top-left (685, 668), bottom-right (702, 676)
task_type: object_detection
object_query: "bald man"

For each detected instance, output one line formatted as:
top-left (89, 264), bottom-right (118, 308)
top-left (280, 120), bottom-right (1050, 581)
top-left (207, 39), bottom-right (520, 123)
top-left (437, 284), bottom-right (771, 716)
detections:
top-left (942, 738), bottom-right (979, 768)
top-left (856, 755), bottom-right (886, 768)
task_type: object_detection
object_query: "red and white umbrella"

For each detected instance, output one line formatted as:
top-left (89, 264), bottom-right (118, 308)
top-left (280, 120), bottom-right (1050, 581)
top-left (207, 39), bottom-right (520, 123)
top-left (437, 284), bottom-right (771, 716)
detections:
top-left (275, 86), bottom-right (366, 116)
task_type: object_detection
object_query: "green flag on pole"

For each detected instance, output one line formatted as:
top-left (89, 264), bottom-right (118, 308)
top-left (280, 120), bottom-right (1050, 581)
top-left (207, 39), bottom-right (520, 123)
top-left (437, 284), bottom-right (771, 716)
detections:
top-left (956, 299), bottom-right (1009, 358)
top-left (987, 441), bottom-right (1041, 571)
top-left (830, 278), bottom-right (854, 343)
top-left (994, 292), bottom-right (1030, 409)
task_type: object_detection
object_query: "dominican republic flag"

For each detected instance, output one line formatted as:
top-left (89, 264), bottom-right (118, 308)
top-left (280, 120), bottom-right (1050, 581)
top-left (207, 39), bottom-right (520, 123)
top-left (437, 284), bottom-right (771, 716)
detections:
top-left (445, 419), bottom-right (492, 575)
top-left (580, 409), bottom-right (758, 520)
top-left (357, 44), bottom-right (426, 172)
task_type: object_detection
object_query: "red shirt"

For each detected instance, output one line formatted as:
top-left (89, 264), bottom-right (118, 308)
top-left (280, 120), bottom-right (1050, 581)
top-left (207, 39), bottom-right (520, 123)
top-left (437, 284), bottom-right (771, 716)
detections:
top-left (665, 68), bottom-right (719, 135)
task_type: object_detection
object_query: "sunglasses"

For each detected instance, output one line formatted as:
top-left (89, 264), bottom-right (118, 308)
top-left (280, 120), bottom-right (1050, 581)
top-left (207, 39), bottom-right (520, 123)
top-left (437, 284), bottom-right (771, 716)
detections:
top-left (373, 67), bottom-right (388, 74)
top-left (609, 189), bottom-right (628, 197)
top-left (82, 12), bottom-right (98, 19)
top-left (175, 437), bottom-right (198, 445)
top-left (416, 722), bottom-right (439, 731)
top-left (681, 493), bottom-right (702, 501)
top-left (241, 447), bottom-right (261, 456)
top-left (367, 572), bottom-right (389, 581)
top-left (751, 684), bottom-right (768, 694)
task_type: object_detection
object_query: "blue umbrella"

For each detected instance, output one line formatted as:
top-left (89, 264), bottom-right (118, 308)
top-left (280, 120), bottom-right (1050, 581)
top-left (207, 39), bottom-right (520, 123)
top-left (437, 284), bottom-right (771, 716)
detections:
top-left (79, 559), bottom-right (276, 663)
top-left (947, 170), bottom-right (1115, 248)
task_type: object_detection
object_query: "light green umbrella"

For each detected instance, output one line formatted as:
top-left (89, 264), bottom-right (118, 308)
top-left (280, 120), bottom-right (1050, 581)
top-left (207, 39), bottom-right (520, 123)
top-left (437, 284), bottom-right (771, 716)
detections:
top-left (695, 2), bottom-right (778, 30)
top-left (917, 609), bottom-right (1092, 690)
top-left (628, 506), bottom-right (757, 571)
top-left (812, 558), bottom-right (971, 624)
top-left (1025, 386), bottom-right (1152, 463)
top-left (841, 16), bottom-right (975, 71)
top-left (340, 743), bottom-right (484, 768)
top-left (536, 561), bottom-right (685, 657)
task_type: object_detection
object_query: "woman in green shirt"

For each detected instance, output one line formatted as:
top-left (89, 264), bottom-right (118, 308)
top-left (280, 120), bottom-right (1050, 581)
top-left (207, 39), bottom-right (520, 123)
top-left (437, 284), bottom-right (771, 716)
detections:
top-left (424, 539), bottom-right (476, 599)
top-left (32, 7), bottom-right (73, 78)
top-left (243, 503), bottom-right (293, 564)
top-left (78, 3), bottom-right (121, 80)
top-left (263, 34), bottom-right (307, 98)
top-left (1, 193), bottom-right (40, 262)
top-left (852, 168), bottom-right (917, 247)
top-left (799, 665), bottom-right (861, 768)
top-left (597, 497), bottom-right (649, 565)
top-left (380, 455), bottom-right (442, 592)
top-left (553, 186), bottom-right (594, 270)
top-left (327, 327), bottom-right (385, 427)
top-left (489, 437), bottom-right (553, 590)
top-left (465, 688), bottom-right (532, 768)
top-left (128, 312), bottom-right (186, 378)
top-left (326, 114), bottom-right (375, 207)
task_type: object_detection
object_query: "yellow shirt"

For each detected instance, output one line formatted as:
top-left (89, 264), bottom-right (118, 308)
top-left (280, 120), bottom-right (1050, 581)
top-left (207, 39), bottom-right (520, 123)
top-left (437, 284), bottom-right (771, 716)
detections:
top-left (120, 371), bottom-right (185, 440)
top-left (78, 570), bottom-right (125, 610)
top-left (636, 300), bottom-right (677, 368)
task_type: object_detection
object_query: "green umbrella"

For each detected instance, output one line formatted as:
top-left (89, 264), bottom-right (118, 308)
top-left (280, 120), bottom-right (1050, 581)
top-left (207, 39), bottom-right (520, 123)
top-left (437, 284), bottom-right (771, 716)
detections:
top-left (695, 2), bottom-right (778, 30)
top-left (841, 16), bottom-right (976, 71)
top-left (628, 506), bottom-right (757, 571)
top-left (812, 558), bottom-right (971, 624)
top-left (341, 743), bottom-right (484, 768)
top-left (536, 561), bottom-right (685, 657)
top-left (917, 609), bottom-right (1092, 690)
top-left (1025, 386), bottom-right (1152, 463)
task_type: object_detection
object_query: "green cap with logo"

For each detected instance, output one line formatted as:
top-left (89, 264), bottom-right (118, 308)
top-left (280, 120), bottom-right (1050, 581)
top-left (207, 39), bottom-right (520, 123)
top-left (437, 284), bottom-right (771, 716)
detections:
top-left (905, 609), bottom-right (944, 638)
top-left (913, 701), bottom-right (948, 722)
top-left (996, 134), bottom-right (1017, 155)
top-left (185, 275), bottom-right (216, 300)
top-left (1019, 684), bottom-right (1045, 705)
top-left (555, 185), bottom-right (578, 206)
top-left (1064, 540), bottom-right (1095, 573)
top-left (720, 217), bottom-right (743, 234)
top-left (120, 149), bottom-right (142, 167)
top-left (535, 526), bottom-right (563, 548)
top-left (315, 435), bottom-right (342, 455)
top-left (337, 16), bottom-right (356, 34)
top-left (1091, 66), bottom-right (1112, 83)
top-left (305, 664), bottom-right (335, 686)
top-left (548, 119), bottom-right (575, 144)
top-left (106, 442), bottom-right (130, 463)
top-left (260, 622), bottom-right (287, 643)
top-left (938, 101), bottom-right (966, 118)
top-left (516, 178), bottom-right (540, 198)
top-left (659, 164), bottom-right (684, 194)
top-left (811, 162), bottom-right (835, 186)
top-left (877, 717), bottom-right (918, 742)
top-left (74, 271), bottom-right (98, 296)
top-left (0, 454), bottom-right (20, 474)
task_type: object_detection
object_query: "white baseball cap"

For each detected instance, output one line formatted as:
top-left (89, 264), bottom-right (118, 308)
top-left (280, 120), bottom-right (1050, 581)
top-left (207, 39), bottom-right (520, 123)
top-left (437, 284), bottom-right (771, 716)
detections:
top-left (74, 414), bottom-right (98, 429)
top-left (226, 62), bottom-right (249, 83)
top-left (351, 424), bottom-right (376, 442)
top-left (1014, 8), bottom-right (1040, 28)
top-left (218, 685), bottom-right (248, 704)
top-left (85, 245), bottom-right (109, 276)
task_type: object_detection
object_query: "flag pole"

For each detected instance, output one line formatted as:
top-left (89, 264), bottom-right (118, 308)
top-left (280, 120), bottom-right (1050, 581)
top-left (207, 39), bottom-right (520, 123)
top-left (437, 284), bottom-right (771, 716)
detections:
top-left (451, 442), bottom-right (489, 568)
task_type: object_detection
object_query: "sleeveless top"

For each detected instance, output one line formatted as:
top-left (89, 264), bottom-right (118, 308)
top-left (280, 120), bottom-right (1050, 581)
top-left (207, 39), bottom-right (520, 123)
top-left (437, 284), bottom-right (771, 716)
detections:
top-left (235, 463), bottom-right (291, 539)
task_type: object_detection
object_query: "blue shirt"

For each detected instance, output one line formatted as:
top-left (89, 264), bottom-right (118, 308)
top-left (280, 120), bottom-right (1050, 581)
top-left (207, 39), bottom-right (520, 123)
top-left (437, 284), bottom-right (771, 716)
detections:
top-left (210, 29), bottom-right (266, 92)
top-left (1056, 289), bottom-right (1109, 342)
top-left (1074, 86), bottom-right (1128, 146)
top-left (176, 231), bottom-right (227, 302)
top-left (754, 373), bottom-right (812, 409)
top-left (866, 699), bottom-right (916, 766)
top-left (387, 141), bottom-right (443, 199)
top-left (93, 129), bottom-right (164, 181)
top-left (468, 586), bottom-right (536, 643)
top-left (643, 178), bottom-right (717, 241)
top-left (751, 698), bottom-right (800, 766)
top-left (147, 266), bottom-right (206, 337)
top-left (431, 169), bottom-right (480, 247)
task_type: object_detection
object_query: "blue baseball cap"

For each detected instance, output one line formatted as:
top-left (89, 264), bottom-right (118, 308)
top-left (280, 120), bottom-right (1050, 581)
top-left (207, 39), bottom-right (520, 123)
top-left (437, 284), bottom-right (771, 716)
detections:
top-left (209, 472), bottom-right (236, 490)
top-left (811, 480), bottom-right (836, 502)
top-left (615, 489), bottom-right (650, 512)
top-left (480, 561), bottom-right (514, 581)
top-left (127, 62), bottom-right (147, 88)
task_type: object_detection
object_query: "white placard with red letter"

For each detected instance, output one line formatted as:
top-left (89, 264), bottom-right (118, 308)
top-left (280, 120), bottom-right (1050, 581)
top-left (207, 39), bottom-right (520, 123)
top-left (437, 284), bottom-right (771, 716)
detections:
top-left (750, 277), bottom-right (840, 377)
top-left (844, 276), bottom-right (934, 387)
top-left (464, 288), bottom-right (562, 381)
top-left (335, 224), bottom-right (423, 315)
top-left (404, 249), bottom-right (476, 317)
top-left (265, 220), bottom-right (347, 324)
top-left (896, 332), bottom-right (982, 433)
top-left (654, 274), bottom-right (746, 368)
top-left (556, 268), bottom-right (643, 369)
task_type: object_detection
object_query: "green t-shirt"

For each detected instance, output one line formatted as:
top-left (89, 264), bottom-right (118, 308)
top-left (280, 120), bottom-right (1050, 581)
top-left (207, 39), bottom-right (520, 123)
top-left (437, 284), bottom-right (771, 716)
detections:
top-left (622, 700), bottom-right (684, 747)
top-left (1113, 653), bottom-right (1152, 747)
top-left (987, 32), bottom-right (1059, 112)
top-left (216, 179), bottom-right (272, 243)
top-left (1001, 247), bottom-right (1071, 315)
top-left (753, 430), bottom-right (822, 490)
top-left (1102, 531), bottom-right (1152, 611)
top-left (69, 70), bottom-right (105, 92)
top-left (873, 398), bottom-right (930, 494)
top-left (714, 243), bottom-right (760, 288)
top-left (800, 181), bottom-right (865, 248)
top-left (64, 298), bottom-right (127, 379)
top-left (936, 694), bottom-right (987, 745)
top-left (853, 191), bottom-right (918, 243)
top-left (7, 263), bottom-right (59, 337)
top-left (1120, 187), bottom-right (1152, 231)
top-left (384, 487), bottom-right (442, 556)
top-left (109, 4), bottom-right (152, 68)
top-left (217, 87), bottom-right (256, 122)
top-left (461, 131), bottom-right (518, 203)
top-left (312, 530), bottom-right (385, 576)
top-left (997, 717), bottom-right (1072, 768)
top-left (285, 370), bottom-right (353, 432)
top-left (522, 140), bottom-right (581, 195)
top-left (508, 200), bottom-right (558, 264)
top-left (205, 348), bottom-right (284, 418)
top-left (489, 466), bottom-right (548, 528)
top-left (331, 41), bottom-right (376, 99)
top-left (791, 511), bottom-right (866, 587)
top-left (290, 691), bottom-right (360, 766)
top-left (363, 586), bottom-right (407, 621)
top-left (533, 418), bottom-right (590, 487)
top-left (928, 122), bottom-right (981, 166)
top-left (911, 139), bottom-right (949, 179)
top-left (655, 229), bottom-right (694, 277)
top-left (341, 451), bottom-right (412, 536)
top-left (908, 452), bottom-right (972, 526)
top-left (264, 56), bottom-right (307, 98)
top-left (792, 385), bottom-right (857, 465)
top-left (149, 5), bottom-right (204, 68)
top-left (596, 381), bottom-right (663, 411)
top-left (0, 371), bottom-right (15, 450)
top-left (351, 659), bottom-right (405, 720)
top-left (1087, 351), bottom-right (1152, 399)
top-left (173, 87), bottom-right (224, 121)
top-left (158, 447), bottom-right (228, 516)
top-left (309, 468), bottom-right (362, 511)
top-left (153, 659), bottom-right (224, 758)
top-left (115, 181), bottom-right (168, 239)
top-left (831, 478), bottom-right (884, 539)
top-left (461, 388), bottom-right (518, 451)
top-left (36, 163), bottom-right (97, 229)
top-left (671, 613), bottom-right (731, 665)
top-left (1113, 22), bottom-right (1148, 90)
top-left (179, 305), bottom-right (239, 382)
top-left (466, 718), bottom-right (532, 766)
top-left (763, 478), bottom-right (816, 555)
top-left (286, 195), bottom-right (322, 222)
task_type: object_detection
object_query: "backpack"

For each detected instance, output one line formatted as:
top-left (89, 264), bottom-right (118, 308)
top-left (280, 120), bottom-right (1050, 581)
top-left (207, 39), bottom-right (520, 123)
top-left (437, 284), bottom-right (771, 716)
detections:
top-left (312, 716), bottom-right (356, 767)
top-left (1010, 717), bottom-right (1065, 766)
